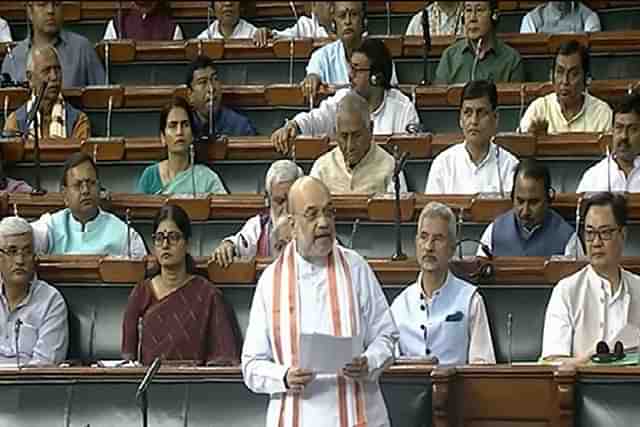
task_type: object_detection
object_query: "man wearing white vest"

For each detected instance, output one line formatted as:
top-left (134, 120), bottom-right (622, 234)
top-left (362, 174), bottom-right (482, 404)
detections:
top-left (542, 192), bottom-right (640, 362)
top-left (392, 202), bottom-right (495, 364)
top-left (242, 176), bottom-right (398, 427)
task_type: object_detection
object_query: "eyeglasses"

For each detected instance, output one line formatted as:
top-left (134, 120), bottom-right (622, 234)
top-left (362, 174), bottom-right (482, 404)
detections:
top-left (0, 247), bottom-right (34, 258)
top-left (152, 231), bottom-right (184, 246)
top-left (584, 227), bottom-right (620, 242)
top-left (66, 179), bottom-right (98, 192)
top-left (297, 207), bottom-right (337, 222)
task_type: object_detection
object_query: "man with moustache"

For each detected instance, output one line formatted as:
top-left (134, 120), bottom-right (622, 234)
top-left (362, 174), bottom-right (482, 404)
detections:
top-left (521, 1), bottom-right (601, 34)
top-left (242, 176), bottom-right (398, 427)
top-left (197, 1), bottom-right (269, 47)
top-left (520, 41), bottom-right (612, 135)
top-left (577, 92), bottom-right (640, 192)
top-left (392, 202), bottom-right (495, 364)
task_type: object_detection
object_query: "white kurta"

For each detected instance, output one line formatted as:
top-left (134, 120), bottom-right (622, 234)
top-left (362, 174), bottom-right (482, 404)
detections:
top-left (425, 142), bottom-right (520, 194)
top-left (272, 14), bottom-right (329, 39)
top-left (294, 88), bottom-right (420, 138)
top-left (242, 247), bottom-right (398, 427)
top-left (197, 19), bottom-right (258, 40)
top-left (222, 214), bottom-right (270, 258)
top-left (576, 156), bottom-right (640, 193)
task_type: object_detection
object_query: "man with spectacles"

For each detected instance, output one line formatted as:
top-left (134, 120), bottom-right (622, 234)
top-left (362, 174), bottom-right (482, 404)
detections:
top-left (243, 176), bottom-right (398, 427)
top-left (309, 91), bottom-right (408, 194)
top-left (392, 202), bottom-right (495, 364)
top-left (0, 217), bottom-right (68, 366)
top-left (1, 1), bottom-right (105, 87)
top-left (30, 152), bottom-right (147, 257)
top-left (272, 38), bottom-right (418, 155)
top-left (435, 0), bottom-right (524, 84)
top-left (577, 92), bottom-right (640, 192)
top-left (520, 41), bottom-right (612, 136)
top-left (542, 192), bottom-right (640, 362)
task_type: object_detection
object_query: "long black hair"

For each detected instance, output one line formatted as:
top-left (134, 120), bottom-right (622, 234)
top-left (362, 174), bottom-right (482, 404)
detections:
top-left (149, 204), bottom-right (196, 276)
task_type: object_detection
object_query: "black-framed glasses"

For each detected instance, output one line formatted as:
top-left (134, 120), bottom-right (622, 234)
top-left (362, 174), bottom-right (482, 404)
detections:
top-left (584, 227), bottom-right (620, 242)
top-left (0, 247), bottom-right (34, 258)
top-left (151, 231), bottom-right (184, 246)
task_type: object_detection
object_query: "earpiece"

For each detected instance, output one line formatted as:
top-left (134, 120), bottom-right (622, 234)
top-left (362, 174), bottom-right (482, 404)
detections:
top-left (370, 72), bottom-right (383, 87)
top-left (264, 194), bottom-right (270, 208)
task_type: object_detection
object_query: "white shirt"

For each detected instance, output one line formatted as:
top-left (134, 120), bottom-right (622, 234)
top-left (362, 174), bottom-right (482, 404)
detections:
top-left (103, 18), bottom-right (184, 40)
top-left (242, 247), bottom-right (398, 427)
top-left (542, 265), bottom-right (636, 359)
top-left (294, 88), bottom-right (420, 138)
top-left (223, 214), bottom-right (270, 259)
top-left (425, 142), bottom-right (520, 194)
top-left (405, 3), bottom-right (464, 37)
top-left (272, 14), bottom-right (329, 39)
top-left (477, 223), bottom-right (580, 256)
top-left (520, 2), bottom-right (601, 33)
top-left (0, 18), bottom-right (11, 43)
top-left (197, 19), bottom-right (258, 40)
top-left (576, 156), bottom-right (640, 193)
top-left (519, 92), bottom-right (613, 134)
top-left (391, 273), bottom-right (495, 364)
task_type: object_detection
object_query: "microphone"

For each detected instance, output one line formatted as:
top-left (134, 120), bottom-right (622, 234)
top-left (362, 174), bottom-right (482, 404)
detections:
top-left (207, 3), bottom-right (213, 40)
top-left (26, 80), bottom-right (49, 196)
top-left (492, 137), bottom-right (505, 198)
top-left (420, 3), bottom-right (432, 85)
top-left (117, 0), bottom-right (123, 41)
top-left (207, 75), bottom-right (216, 141)
top-left (88, 307), bottom-right (97, 363)
top-left (574, 196), bottom-right (582, 261)
top-left (14, 318), bottom-right (22, 369)
top-left (606, 144), bottom-right (612, 192)
top-left (457, 207), bottom-right (464, 258)
top-left (348, 218), bottom-right (360, 249)
top-left (455, 238), bottom-right (493, 259)
top-left (104, 40), bottom-right (111, 86)
top-left (392, 149), bottom-right (408, 261)
top-left (507, 312), bottom-right (513, 365)
top-left (385, 0), bottom-right (391, 36)
top-left (106, 95), bottom-right (114, 139)
top-left (126, 208), bottom-right (132, 259)
top-left (137, 316), bottom-right (144, 364)
top-left (25, 80), bottom-right (48, 131)
top-left (393, 151), bottom-right (410, 177)
top-left (288, 1), bottom-right (298, 85)
top-left (190, 143), bottom-right (197, 198)
top-left (517, 85), bottom-right (526, 133)
top-left (136, 356), bottom-right (162, 400)
top-left (470, 37), bottom-right (483, 81)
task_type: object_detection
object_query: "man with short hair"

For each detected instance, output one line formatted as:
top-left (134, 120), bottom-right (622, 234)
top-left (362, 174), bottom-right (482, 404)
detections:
top-left (310, 91), bottom-right (407, 194)
top-left (521, 1), bottom-right (601, 34)
top-left (0, 216), bottom-right (68, 366)
top-left (1, 1), bottom-right (105, 87)
top-left (542, 192), bottom-right (640, 362)
top-left (211, 160), bottom-right (303, 267)
top-left (392, 202), bottom-right (495, 364)
top-left (242, 176), bottom-right (398, 427)
top-left (197, 1), bottom-right (269, 47)
top-left (520, 41), bottom-right (612, 135)
top-left (426, 80), bottom-right (519, 194)
top-left (478, 159), bottom-right (575, 256)
top-left (4, 45), bottom-right (90, 140)
top-left (405, 1), bottom-right (464, 37)
top-left (31, 152), bottom-right (146, 257)
top-left (435, 1), bottom-right (524, 84)
top-left (186, 56), bottom-right (256, 139)
top-left (272, 38), bottom-right (418, 154)
top-left (577, 92), bottom-right (640, 192)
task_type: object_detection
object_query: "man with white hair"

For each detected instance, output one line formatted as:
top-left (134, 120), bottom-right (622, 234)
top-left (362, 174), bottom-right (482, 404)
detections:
top-left (391, 202), bottom-right (495, 364)
top-left (0, 217), bottom-right (68, 366)
top-left (211, 159), bottom-right (304, 267)
top-left (3, 45), bottom-right (91, 140)
top-left (310, 90), bottom-right (407, 193)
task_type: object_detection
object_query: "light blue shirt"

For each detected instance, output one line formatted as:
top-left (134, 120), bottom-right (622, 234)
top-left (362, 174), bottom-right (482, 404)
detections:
top-left (0, 278), bottom-right (68, 366)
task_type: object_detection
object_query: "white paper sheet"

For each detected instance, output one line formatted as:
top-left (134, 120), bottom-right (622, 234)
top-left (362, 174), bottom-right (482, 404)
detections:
top-left (299, 333), bottom-right (363, 374)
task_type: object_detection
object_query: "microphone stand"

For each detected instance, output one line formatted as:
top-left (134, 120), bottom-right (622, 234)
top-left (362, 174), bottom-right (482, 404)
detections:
top-left (126, 208), bottom-right (132, 259)
top-left (15, 319), bottom-right (22, 369)
top-left (391, 150), bottom-right (409, 261)
top-left (207, 5), bottom-right (213, 40)
top-left (288, 1), bottom-right (299, 86)
top-left (24, 81), bottom-right (49, 196)
top-left (507, 312), bottom-right (513, 366)
top-left (136, 357), bottom-right (162, 427)
top-left (517, 85), bottom-right (525, 133)
top-left (457, 207), bottom-right (464, 258)
top-left (190, 144), bottom-right (197, 198)
top-left (385, 0), bottom-right (391, 36)
top-left (348, 218), bottom-right (360, 249)
top-left (471, 38), bottom-right (483, 81)
top-left (420, 5), bottom-right (431, 85)
top-left (574, 197), bottom-right (582, 261)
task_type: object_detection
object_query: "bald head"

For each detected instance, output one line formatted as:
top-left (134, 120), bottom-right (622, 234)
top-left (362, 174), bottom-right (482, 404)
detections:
top-left (288, 177), bottom-right (336, 259)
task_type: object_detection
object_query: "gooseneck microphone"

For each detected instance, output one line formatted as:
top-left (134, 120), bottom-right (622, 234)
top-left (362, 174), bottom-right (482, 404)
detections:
top-left (470, 37), bottom-right (483, 81)
top-left (137, 316), bottom-right (144, 364)
top-left (517, 85), bottom-right (526, 133)
top-left (288, 1), bottom-right (299, 85)
top-left (136, 356), bottom-right (162, 427)
top-left (392, 151), bottom-right (409, 261)
top-left (25, 80), bottom-right (49, 195)
top-left (491, 137), bottom-right (505, 198)
top-left (421, 3), bottom-right (432, 85)
top-left (207, 3), bottom-right (213, 40)
top-left (574, 196), bottom-right (582, 261)
top-left (126, 208), bottom-right (132, 259)
top-left (385, 0), bottom-right (391, 36)
top-left (190, 143), bottom-right (197, 198)
top-left (15, 318), bottom-right (22, 369)
top-left (348, 218), bottom-right (360, 250)
top-left (507, 312), bottom-right (514, 365)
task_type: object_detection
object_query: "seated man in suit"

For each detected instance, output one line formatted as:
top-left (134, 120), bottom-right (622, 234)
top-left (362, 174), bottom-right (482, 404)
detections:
top-left (1, 0), bottom-right (105, 87)
top-left (520, 1), bottom-right (600, 34)
top-left (392, 202), bottom-right (495, 364)
top-left (310, 91), bottom-right (407, 194)
top-left (0, 216), bottom-right (68, 366)
top-left (577, 92), bottom-right (640, 192)
top-left (4, 45), bottom-right (90, 140)
top-left (478, 159), bottom-right (575, 257)
top-left (520, 41), bottom-right (612, 135)
top-left (186, 56), bottom-right (256, 139)
top-left (197, 1), bottom-right (269, 46)
top-left (426, 80), bottom-right (519, 194)
top-left (31, 152), bottom-right (147, 257)
top-left (542, 192), bottom-right (640, 362)
top-left (435, 0), bottom-right (524, 84)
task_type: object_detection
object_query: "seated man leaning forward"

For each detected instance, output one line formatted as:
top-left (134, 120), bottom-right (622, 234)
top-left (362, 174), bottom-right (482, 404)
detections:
top-left (4, 45), bottom-right (90, 140)
top-left (542, 192), bottom-right (640, 363)
top-left (0, 217), bottom-right (68, 366)
top-left (211, 159), bottom-right (304, 268)
top-left (310, 91), bottom-right (407, 194)
top-left (478, 159), bottom-right (575, 257)
top-left (392, 202), bottom-right (495, 364)
top-left (31, 152), bottom-right (147, 257)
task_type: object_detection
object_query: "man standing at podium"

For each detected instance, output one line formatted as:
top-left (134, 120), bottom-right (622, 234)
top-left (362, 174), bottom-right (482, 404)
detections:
top-left (542, 192), bottom-right (640, 362)
top-left (242, 177), bottom-right (398, 427)
top-left (392, 202), bottom-right (495, 364)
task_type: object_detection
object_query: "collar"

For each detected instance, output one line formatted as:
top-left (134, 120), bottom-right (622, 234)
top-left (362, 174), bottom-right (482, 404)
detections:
top-left (612, 155), bottom-right (640, 175)
top-left (587, 264), bottom-right (628, 301)
top-left (417, 270), bottom-right (452, 302)
top-left (463, 140), bottom-right (493, 168)
top-left (65, 208), bottom-right (104, 232)
top-left (463, 32), bottom-right (498, 55)
top-left (552, 92), bottom-right (589, 125)
top-left (0, 276), bottom-right (35, 311)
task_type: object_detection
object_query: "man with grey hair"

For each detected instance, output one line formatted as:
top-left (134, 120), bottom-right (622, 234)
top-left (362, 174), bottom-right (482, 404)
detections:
top-left (211, 159), bottom-right (304, 267)
top-left (3, 45), bottom-right (91, 140)
top-left (310, 91), bottom-right (407, 194)
top-left (0, 217), bottom-right (68, 366)
top-left (391, 201), bottom-right (495, 364)
top-left (269, 215), bottom-right (292, 258)
top-left (1, 1), bottom-right (105, 88)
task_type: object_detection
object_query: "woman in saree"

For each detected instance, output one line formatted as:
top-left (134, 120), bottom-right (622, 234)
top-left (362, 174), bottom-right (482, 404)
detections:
top-left (121, 204), bottom-right (240, 365)
top-left (136, 96), bottom-right (227, 195)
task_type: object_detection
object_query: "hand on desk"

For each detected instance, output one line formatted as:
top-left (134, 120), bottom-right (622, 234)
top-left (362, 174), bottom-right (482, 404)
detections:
top-left (271, 120), bottom-right (298, 155)
top-left (211, 240), bottom-right (236, 268)
top-left (253, 28), bottom-right (271, 48)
